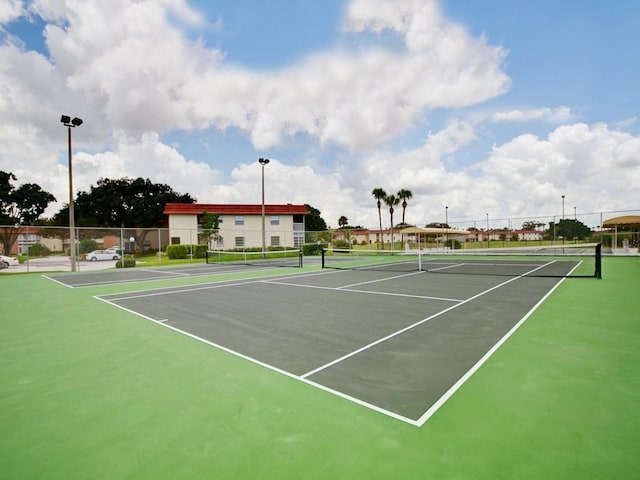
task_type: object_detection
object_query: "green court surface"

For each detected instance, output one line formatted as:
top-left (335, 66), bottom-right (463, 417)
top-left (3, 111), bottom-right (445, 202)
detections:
top-left (1, 256), bottom-right (639, 479)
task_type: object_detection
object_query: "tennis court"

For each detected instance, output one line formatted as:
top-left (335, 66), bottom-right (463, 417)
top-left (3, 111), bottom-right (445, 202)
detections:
top-left (3, 254), bottom-right (639, 479)
top-left (93, 254), bottom-right (582, 425)
top-left (45, 261), bottom-right (296, 288)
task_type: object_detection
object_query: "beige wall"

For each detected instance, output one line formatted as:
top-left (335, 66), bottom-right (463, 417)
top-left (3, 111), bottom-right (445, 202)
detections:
top-left (168, 214), bottom-right (199, 245)
top-left (168, 213), bottom-right (302, 249)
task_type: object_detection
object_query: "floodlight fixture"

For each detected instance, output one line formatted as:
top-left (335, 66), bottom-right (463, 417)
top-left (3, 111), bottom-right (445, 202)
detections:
top-left (60, 115), bottom-right (83, 128)
top-left (60, 114), bottom-right (84, 271)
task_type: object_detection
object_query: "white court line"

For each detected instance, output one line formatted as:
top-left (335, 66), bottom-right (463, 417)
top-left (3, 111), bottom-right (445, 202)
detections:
top-left (415, 269), bottom-right (571, 426)
top-left (45, 263), bottom-right (304, 289)
top-left (336, 270), bottom-right (424, 289)
top-left (96, 259), bottom-right (562, 427)
top-left (94, 294), bottom-right (421, 426)
top-left (93, 269), bottom-right (334, 299)
top-left (41, 274), bottom-right (76, 288)
top-left (137, 268), bottom-right (191, 277)
top-left (300, 261), bottom-right (556, 380)
top-left (264, 280), bottom-right (463, 302)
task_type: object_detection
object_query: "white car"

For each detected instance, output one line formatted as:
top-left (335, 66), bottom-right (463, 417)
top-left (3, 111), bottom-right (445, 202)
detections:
top-left (86, 250), bottom-right (121, 262)
top-left (0, 254), bottom-right (19, 268)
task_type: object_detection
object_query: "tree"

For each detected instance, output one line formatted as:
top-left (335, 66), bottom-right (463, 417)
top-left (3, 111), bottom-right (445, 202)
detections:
top-left (371, 188), bottom-right (387, 249)
top-left (338, 216), bottom-right (349, 228)
top-left (397, 189), bottom-right (413, 225)
top-left (522, 220), bottom-right (545, 231)
top-left (0, 171), bottom-right (56, 254)
top-left (52, 177), bottom-right (195, 252)
top-left (199, 211), bottom-right (220, 248)
top-left (304, 204), bottom-right (328, 231)
top-left (555, 218), bottom-right (592, 241)
top-left (384, 194), bottom-right (400, 248)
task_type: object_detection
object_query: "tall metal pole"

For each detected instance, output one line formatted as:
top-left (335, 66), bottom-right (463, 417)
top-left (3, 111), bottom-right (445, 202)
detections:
top-left (258, 158), bottom-right (270, 257)
top-left (445, 205), bottom-right (448, 249)
top-left (61, 115), bottom-right (82, 272)
top-left (261, 165), bottom-right (265, 256)
top-left (562, 194), bottom-right (565, 246)
top-left (486, 213), bottom-right (490, 248)
top-left (67, 125), bottom-right (76, 272)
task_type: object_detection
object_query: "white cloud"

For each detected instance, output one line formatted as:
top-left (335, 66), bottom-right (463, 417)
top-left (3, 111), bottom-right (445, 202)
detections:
top-left (477, 123), bottom-right (640, 219)
top-left (0, 0), bottom-right (637, 231)
top-left (491, 107), bottom-right (572, 123)
top-left (0, 0), bottom-right (25, 24)
top-left (19, 0), bottom-right (509, 151)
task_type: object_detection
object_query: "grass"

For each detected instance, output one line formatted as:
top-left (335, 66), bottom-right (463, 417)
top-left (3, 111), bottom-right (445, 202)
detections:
top-left (1, 256), bottom-right (639, 479)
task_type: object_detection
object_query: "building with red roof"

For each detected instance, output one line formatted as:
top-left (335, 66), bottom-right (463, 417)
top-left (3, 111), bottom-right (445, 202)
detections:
top-left (163, 203), bottom-right (308, 249)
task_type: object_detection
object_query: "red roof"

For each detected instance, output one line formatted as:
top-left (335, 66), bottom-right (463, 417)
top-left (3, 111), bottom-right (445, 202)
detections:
top-left (163, 203), bottom-right (308, 216)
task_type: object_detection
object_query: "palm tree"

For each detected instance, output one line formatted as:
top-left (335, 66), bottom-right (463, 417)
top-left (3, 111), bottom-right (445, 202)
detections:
top-left (371, 188), bottom-right (387, 249)
top-left (397, 189), bottom-right (413, 247)
top-left (384, 194), bottom-right (400, 250)
top-left (397, 189), bottom-right (413, 225)
top-left (338, 215), bottom-right (348, 228)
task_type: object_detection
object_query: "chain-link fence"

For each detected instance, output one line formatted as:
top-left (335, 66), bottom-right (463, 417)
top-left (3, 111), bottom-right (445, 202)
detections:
top-left (1, 209), bottom-right (638, 270)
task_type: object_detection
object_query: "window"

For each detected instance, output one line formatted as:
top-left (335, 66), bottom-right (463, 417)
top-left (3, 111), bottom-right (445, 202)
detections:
top-left (171, 237), bottom-right (181, 245)
top-left (270, 236), bottom-right (280, 247)
top-left (235, 236), bottom-right (245, 247)
top-left (234, 215), bottom-right (244, 226)
top-left (294, 232), bottom-right (304, 247)
top-left (270, 215), bottom-right (280, 226)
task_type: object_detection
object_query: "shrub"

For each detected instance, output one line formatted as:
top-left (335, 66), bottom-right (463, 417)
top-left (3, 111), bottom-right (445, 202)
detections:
top-left (303, 243), bottom-right (327, 256)
top-left (28, 243), bottom-right (51, 257)
top-left (79, 238), bottom-right (99, 254)
top-left (192, 244), bottom-right (208, 259)
top-left (166, 244), bottom-right (188, 259)
top-left (166, 244), bottom-right (208, 259)
top-left (115, 255), bottom-right (137, 268)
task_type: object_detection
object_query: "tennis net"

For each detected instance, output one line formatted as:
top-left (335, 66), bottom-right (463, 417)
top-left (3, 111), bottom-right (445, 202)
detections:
top-left (321, 243), bottom-right (602, 278)
top-left (206, 248), bottom-right (303, 268)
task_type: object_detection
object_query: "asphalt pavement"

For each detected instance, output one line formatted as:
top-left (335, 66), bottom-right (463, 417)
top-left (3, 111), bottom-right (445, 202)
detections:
top-left (0, 256), bottom-right (119, 274)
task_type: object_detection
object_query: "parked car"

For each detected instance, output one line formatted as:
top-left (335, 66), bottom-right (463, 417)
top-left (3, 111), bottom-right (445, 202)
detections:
top-left (0, 254), bottom-right (19, 268)
top-left (104, 246), bottom-right (121, 254)
top-left (86, 250), bottom-right (121, 262)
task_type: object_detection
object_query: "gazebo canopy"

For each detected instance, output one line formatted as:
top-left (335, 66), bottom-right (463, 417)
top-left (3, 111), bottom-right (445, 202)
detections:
top-left (602, 215), bottom-right (640, 227)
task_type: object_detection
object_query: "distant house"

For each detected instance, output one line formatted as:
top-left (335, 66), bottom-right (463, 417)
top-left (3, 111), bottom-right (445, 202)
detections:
top-left (332, 228), bottom-right (403, 245)
top-left (163, 203), bottom-right (308, 249)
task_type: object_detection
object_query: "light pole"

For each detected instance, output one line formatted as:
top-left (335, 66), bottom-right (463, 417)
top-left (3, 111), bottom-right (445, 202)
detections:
top-left (61, 115), bottom-right (83, 272)
top-left (445, 206), bottom-right (448, 249)
top-left (561, 194), bottom-right (565, 246)
top-left (258, 158), bottom-right (270, 257)
top-left (486, 213), bottom-right (490, 248)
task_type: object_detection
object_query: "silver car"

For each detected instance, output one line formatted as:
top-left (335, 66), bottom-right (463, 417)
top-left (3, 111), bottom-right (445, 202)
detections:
top-left (0, 254), bottom-right (19, 268)
top-left (86, 250), bottom-right (121, 262)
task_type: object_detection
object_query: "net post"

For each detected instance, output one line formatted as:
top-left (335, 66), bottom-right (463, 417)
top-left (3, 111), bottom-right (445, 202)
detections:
top-left (595, 243), bottom-right (602, 279)
top-left (321, 248), bottom-right (326, 268)
top-left (205, 250), bottom-right (209, 264)
top-left (298, 249), bottom-right (303, 268)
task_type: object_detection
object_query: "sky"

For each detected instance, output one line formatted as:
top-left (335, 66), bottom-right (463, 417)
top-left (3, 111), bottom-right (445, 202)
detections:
top-left (1, 0), bottom-right (639, 230)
